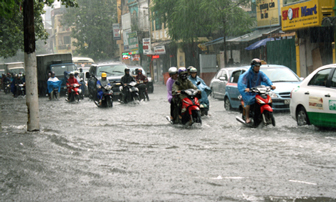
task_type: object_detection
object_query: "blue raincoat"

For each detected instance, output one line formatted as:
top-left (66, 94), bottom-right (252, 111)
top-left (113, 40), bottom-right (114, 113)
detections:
top-left (96, 80), bottom-right (111, 100)
top-left (188, 75), bottom-right (212, 106)
top-left (47, 80), bottom-right (63, 93)
top-left (238, 65), bottom-right (273, 106)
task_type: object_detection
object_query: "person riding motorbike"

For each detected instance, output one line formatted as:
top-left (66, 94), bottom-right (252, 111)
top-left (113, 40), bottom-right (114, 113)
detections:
top-left (96, 72), bottom-right (111, 105)
top-left (135, 68), bottom-right (149, 101)
top-left (120, 68), bottom-right (135, 103)
top-left (166, 67), bottom-right (178, 122)
top-left (172, 67), bottom-right (200, 123)
top-left (237, 58), bottom-right (276, 124)
top-left (66, 72), bottom-right (81, 101)
top-left (188, 67), bottom-right (212, 115)
top-left (47, 71), bottom-right (62, 100)
top-left (14, 73), bottom-right (25, 97)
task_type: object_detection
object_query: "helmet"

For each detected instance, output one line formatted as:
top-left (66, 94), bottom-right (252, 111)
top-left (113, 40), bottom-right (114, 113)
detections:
top-left (251, 58), bottom-right (262, 66)
top-left (51, 71), bottom-right (55, 75)
top-left (138, 68), bottom-right (142, 73)
top-left (101, 72), bottom-right (107, 77)
top-left (124, 68), bottom-right (130, 73)
top-left (178, 67), bottom-right (187, 75)
top-left (168, 67), bottom-right (177, 75)
top-left (189, 67), bottom-right (197, 73)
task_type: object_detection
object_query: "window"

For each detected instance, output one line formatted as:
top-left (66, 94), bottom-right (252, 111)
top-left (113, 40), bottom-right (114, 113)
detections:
top-left (231, 70), bottom-right (245, 83)
top-left (330, 69), bottom-right (336, 88)
top-left (308, 68), bottom-right (331, 87)
top-left (64, 36), bottom-right (71, 44)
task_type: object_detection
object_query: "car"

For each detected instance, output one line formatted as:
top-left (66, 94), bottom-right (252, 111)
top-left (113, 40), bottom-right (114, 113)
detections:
top-left (127, 65), bottom-right (154, 93)
top-left (210, 67), bottom-right (246, 99)
top-left (86, 62), bottom-right (128, 100)
top-left (224, 64), bottom-right (302, 111)
top-left (290, 64), bottom-right (336, 129)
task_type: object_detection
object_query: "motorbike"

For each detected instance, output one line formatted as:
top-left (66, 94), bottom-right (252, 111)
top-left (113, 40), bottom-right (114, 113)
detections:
top-left (120, 81), bottom-right (140, 103)
top-left (95, 84), bottom-right (113, 108)
top-left (66, 83), bottom-right (81, 102)
top-left (236, 85), bottom-right (275, 127)
top-left (4, 81), bottom-right (11, 94)
top-left (196, 82), bottom-right (211, 116)
top-left (17, 83), bottom-right (26, 96)
top-left (170, 88), bottom-right (202, 126)
top-left (136, 81), bottom-right (149, 101)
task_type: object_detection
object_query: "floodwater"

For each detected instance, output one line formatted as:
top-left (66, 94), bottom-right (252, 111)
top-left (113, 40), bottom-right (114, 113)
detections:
top-left (1, 84), bottom-right (336, 201)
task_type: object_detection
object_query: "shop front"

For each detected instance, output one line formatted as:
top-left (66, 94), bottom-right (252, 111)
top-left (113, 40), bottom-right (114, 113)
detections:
top-left (281, 0), bottom-right (335, 77)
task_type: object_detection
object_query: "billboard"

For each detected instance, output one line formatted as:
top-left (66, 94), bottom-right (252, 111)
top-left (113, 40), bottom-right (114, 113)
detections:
top-left (127, 31), bottom-right (139, 53)
top-left (113, 23), bottom-right (121, 40)
top-left (257, 0), bottom-right (282, 27)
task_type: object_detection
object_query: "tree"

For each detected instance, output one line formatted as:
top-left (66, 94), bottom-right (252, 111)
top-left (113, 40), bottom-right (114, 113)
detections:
top-left (61, 0), bottom-right (119, 61)
top-left (151, 0), bottom-right (254, 66)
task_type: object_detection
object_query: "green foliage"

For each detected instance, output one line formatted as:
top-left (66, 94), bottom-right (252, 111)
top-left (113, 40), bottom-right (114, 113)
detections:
top-left (61, 0), bottom-right (118, 61)
top-left (0, 0), bottom-right (77, 58)
top-left (152, 0), bottom-right (254, 42)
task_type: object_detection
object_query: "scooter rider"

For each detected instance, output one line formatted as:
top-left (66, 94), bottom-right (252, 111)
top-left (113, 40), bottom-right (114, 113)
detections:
top-left (172, 67), bottom-right (199, 122)
top-left (166, 67), bottom-right (178, 122)
top-left (237, 58), bottom-right (276, 124)
top-left (120, 67), bottom-right (135, 102)
top-left (96, 72), bottom-right (111, 105)
top-left (66, 72), bottom-right (80, 101)
top-left (47, 72), bottom-right (61, 100)
top-left (135, 68), bottom-right (149, 101)
top-left (188, 66), bottom-right (211, 110)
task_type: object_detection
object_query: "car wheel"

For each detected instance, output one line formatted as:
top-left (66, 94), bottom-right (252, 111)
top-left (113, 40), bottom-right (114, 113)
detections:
top-left (297, 106), bottom-right (309, 126)
top-left (224, 97), bottom-right (231, 111)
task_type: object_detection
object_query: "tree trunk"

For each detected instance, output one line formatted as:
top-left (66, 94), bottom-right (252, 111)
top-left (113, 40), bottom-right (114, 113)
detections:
top-left (24, 0), bottom-right (40, 131)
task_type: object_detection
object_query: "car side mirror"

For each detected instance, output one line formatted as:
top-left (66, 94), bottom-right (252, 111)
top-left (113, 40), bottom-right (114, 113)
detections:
top-left (219, 76), bottom-right (227, 81)
top-left (85, 72), bottom-right (90, 79)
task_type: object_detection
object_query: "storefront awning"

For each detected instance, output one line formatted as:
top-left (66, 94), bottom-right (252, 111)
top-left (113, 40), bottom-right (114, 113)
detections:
top-left (203, 27), bottom-right (281, 46)
top-left (245, 38), bottom-right (278, 50)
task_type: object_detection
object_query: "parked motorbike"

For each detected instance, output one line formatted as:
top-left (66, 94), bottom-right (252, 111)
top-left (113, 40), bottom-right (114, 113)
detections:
top-left (236, 85), bottom-right (275, 127)
top-left (95, 85), bottom-right (113, 108)
top-left (120, 81), bottom-right (140, 103)
top-left (170, 89), bottom-right (202, 126)
top-left (66, 83), bottom-right (81, 102)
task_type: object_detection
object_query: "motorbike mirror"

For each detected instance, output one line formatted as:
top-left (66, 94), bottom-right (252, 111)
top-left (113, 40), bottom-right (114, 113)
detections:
top-left (85, 72), bottom-right (90, 79)
top-left (196, 81), bottom-right (201, 85)
top-left (79, 68), bottom-right (83, 73)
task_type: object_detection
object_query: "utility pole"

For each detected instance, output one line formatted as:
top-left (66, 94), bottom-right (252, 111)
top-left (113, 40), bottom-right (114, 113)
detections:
top-left (23, 0), bottom-right (40, 131)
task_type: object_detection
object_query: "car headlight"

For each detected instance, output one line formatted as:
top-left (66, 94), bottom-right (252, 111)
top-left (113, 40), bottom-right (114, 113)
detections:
top-left (268, 91), bottom-right (278, 98)
top-left (148, 77), bottom-right (152, 82)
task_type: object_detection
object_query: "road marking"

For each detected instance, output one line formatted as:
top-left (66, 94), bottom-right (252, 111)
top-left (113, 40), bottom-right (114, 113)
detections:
top-left (289, 180), bottom-right (317, 185)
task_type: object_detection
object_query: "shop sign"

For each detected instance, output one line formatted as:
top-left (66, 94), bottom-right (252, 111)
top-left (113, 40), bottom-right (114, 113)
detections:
top-left (112, 23), bottom-right (121, 40)
top-left (256, 0), bottom-right (281, 28)
top-left (154, 45), bottom-right (166, 54)
top-left (143, 38), bottom-right (152, 55)
top-left (281, 0), bottom-right (320, 31)
top-left (127, 31), bottom-right (139, 53)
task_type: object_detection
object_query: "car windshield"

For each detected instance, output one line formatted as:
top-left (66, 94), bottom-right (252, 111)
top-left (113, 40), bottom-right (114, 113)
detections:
top-left (97, 64), bottom-right (127, 76)
top-left (9, 68), bottom-right (25, 75)
top-left (262, 67), bottom-right (300, 82)
top-left (51, 64), bottom-right (77, 76)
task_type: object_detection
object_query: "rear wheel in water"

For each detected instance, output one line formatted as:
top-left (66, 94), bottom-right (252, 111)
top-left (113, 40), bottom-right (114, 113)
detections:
top-left (296, 106), bottom-right (309, 126)
top-left (224, 97), bottom-right (231, 111)
top-left (192, 110), bottom-right (202, 125)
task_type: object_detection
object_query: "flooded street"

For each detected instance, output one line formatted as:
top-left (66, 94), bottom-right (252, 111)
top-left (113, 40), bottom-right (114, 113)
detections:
top-left (1, 84), bottom-right (336, 201)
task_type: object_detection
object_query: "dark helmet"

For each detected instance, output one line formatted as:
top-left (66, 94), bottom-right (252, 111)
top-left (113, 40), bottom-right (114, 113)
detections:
top-left (124, 67), bottom-right (130, 73)
top-left (251, 58), bottom-right (262, 66)
top-left (138, 68), bottom-right (142, 73)
top-left (51, 71), bottom-right (55, 76)
top-left (178, 67), bottom-right (188, 80)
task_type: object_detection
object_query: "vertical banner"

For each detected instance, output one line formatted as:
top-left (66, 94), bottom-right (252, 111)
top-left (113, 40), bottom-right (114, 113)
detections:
top-left (128, 31), bottom-right (139, 53)
top-left (113, 23), bottom-right (121, 40)
top-left (143, 38), bottom-right (151, 55)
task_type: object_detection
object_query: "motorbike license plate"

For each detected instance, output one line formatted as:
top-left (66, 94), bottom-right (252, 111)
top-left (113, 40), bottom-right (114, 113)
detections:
top-left (284, 99), bottom-right (290, 104)
top-left (114, 92), bottom-right (120, 95)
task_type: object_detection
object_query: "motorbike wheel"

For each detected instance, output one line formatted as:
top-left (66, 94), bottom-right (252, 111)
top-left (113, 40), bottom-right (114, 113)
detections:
top-left (75, 94), bottom-right (80, 102)
top-left (193, 110), bottom-right (202, 125)
top-left (107, 97), bottom-right (113, 108)
top-left (297, 106), bottom-right (309, 126)
top-left (270, 112), bottom-right (276, 126)
top-left (133, 93), bottom-right (140, 102)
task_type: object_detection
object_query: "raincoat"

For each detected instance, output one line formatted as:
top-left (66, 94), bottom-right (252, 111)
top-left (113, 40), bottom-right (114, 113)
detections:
top-left (238, 65), bottom-right (273, 106)
top-left (47, 80), bottom-right (62, 93)
top-left (67, 77), bottom-right (79, 93)
top-left (97, 79), bottom-right (111, 100)
top-left (166, 77), bottom-right (176, 103)
top-left (188, 75), bottom-right (211, 106)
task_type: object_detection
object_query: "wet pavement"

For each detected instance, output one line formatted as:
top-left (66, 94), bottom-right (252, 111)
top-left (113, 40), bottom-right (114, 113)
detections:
top-left (1, 83), bottom-right (336, 201)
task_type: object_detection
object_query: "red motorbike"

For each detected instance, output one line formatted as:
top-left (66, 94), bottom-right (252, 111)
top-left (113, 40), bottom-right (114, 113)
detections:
top-left (66, 83), bottom-right (81, 102)
top-left (236, 85), bottom-right (275, 127)
top-left (179, 89), bottom-right (202, 126)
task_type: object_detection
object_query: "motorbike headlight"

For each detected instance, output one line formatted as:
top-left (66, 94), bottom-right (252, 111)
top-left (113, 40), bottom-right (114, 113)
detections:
top-left (148, 77), bottom-right (152, 82)
top-left (268, 91), bottom-right (278, 98)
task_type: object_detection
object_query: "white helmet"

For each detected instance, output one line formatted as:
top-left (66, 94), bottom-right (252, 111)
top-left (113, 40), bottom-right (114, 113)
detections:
top-left (168, 67), bottom-right (178, 75)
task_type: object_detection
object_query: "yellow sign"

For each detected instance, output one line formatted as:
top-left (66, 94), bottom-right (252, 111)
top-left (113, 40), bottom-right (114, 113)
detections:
top-left (281, 0), bottom-right (335, 31)
top-left (257, 0), bottom-right (282, 27)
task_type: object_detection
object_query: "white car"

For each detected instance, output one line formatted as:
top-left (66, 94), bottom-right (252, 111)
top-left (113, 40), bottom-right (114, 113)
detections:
top-left (290, 64), bottom-right (336, 128)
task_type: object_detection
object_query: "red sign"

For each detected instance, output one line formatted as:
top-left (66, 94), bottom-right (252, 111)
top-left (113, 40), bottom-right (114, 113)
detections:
top-left (152, 55), bottom-right (160, 59)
